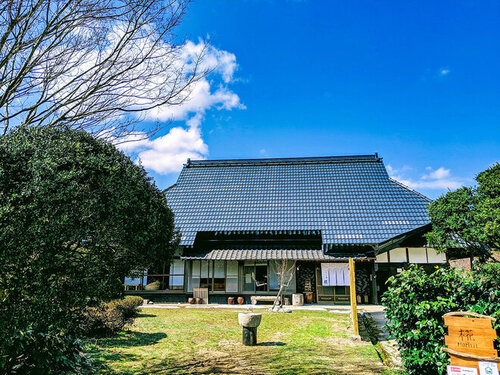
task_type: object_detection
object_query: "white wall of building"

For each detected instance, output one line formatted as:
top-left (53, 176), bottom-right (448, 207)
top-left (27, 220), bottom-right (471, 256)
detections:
top-left (426, 248), bottom-right (447, 263)
top-left (408, 247), bottom-right (427, 263)
top-left (375, 247), bottom-right (446, 264)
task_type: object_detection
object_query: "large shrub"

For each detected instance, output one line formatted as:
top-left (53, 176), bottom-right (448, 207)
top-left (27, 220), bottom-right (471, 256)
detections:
top-left (382, 264), bottom-right (500, 375)
top-left (78, 296), bottom-right (144, 337)
top-left (0, 127), bottom-right (178, 373)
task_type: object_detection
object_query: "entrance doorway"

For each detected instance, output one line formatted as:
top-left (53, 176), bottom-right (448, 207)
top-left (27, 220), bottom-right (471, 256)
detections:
top-left (255, 264), bottom-right (267, 291)
top-left (315, 266), bottom-right (350, 304)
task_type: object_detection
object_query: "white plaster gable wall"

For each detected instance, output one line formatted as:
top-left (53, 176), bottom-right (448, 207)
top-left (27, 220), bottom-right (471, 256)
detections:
top-left (375, 247), bottom-right (446, 264)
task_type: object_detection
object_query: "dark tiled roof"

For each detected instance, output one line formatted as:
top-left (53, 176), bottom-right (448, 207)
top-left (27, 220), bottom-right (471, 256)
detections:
top-left (180, 249), bottom-right (373, 261)
top-left (165, 154), bottom-right (431, 249)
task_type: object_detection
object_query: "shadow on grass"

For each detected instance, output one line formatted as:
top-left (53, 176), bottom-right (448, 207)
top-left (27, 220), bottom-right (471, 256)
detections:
top-left (97, 331), bottom-right (167, 348)
top-left (263, 346), bottom-right (391, 375)
top-left (87, 339), bottom-right (393, 375)
top-left (135, 313), bottom-right (157, 318)
top-left (136, 345), bottom-right (392, 375)
top-left (85, 331), bottom-right (167, 374)
top-left (257, 341), bottom-right (285, 346)
top-left (140, 356), bottom-right (268, 375)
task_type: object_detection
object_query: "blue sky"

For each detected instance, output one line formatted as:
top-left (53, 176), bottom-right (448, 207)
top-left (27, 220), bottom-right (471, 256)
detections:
top-left (123, 0), bottom-right (499, 199)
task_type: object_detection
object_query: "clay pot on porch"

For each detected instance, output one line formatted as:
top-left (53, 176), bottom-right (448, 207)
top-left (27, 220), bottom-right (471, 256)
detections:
top-left (304, 292), bottom-right (314, 304)
top-left (237, 296), bottom-right (245, 305)
top-left (195, 297), bottom-right (202, 304)
top-left (188, 297), bottom-right (195, 304)
top-left (228, 297), bottom-right (235, 305)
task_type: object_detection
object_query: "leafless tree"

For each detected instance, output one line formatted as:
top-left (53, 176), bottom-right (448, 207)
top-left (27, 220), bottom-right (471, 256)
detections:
top-left (271, 260), bottom-right (296, 312)
top-left (0, 0), bottom-right (207, 140)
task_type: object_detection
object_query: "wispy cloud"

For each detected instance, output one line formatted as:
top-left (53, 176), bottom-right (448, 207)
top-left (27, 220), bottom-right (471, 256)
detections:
top-left (438, 67), bottom-right (450, 77)
top-left (388, 165), bottom-right (464, 191)
top-left (419, 67), bottom-right (451, 82)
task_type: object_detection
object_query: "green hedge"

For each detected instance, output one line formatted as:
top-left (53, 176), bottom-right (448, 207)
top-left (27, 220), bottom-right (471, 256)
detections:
top-left (78, 296), bottom-right (144, 337)
top-left (382, 264), bottom-right (500, 375)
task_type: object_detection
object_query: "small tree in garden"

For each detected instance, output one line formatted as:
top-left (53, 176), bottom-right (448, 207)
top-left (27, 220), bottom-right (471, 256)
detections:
top-left (0, 127), bottom-right (178, 373)
top-left (425, 163), bottom-right (500, 259)
top-left (271, 260), bottom-right (296, 312)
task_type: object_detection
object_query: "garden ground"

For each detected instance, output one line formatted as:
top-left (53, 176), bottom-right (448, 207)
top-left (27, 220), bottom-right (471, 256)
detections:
top-left (84, 307), bottom-right (398, 375)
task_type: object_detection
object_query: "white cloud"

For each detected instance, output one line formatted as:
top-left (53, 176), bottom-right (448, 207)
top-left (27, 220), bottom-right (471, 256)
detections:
top-left (387, 164), bottom-right (411, 175)
top-left (115, 132), bottom-right (151, 151)
top-left (138, 125), bottom-right (208, 174)
top-left (118, 113), bottom-right (208, 174)
top-left (143, 41), bottom-right (244, 122)
top-left (422, 166), bottom-right (450, 180)
top-left (388, 165), bottom-right (463, 191)
top-left (439, 67), bottom-right (450, 76)
top-left (114, 41), bottom-right (244, 174)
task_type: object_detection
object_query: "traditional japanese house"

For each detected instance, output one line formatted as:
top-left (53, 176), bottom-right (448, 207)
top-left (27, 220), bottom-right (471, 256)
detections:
top-left (126, 154), bottom-right (446, 304)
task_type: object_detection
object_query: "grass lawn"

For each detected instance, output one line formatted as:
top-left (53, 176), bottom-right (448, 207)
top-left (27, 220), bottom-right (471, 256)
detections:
top-left (84, 307), bottom-right (397, 375)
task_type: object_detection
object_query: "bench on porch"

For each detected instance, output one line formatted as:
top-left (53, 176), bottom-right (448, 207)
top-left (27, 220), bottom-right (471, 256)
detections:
top-left (251, 296), bottom-right (278, 305)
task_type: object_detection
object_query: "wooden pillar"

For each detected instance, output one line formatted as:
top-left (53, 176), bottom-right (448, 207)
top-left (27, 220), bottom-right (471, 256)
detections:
top-left (349, 258), bottom-right (359, 336)
top-left (371, 261), bottom-right (378, 304)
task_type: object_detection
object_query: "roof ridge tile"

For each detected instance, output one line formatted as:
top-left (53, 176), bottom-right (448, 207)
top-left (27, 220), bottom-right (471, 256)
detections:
top-left (186, 154), bottom-right (381, 167)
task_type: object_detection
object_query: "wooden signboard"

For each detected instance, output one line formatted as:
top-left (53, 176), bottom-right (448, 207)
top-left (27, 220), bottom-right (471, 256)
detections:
top-left (442, 312), bottom-right (500, 372)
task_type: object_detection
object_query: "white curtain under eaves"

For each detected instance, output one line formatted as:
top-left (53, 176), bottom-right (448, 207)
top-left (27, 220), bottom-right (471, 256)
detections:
top-left (321, 263), bottom-right (350, 286)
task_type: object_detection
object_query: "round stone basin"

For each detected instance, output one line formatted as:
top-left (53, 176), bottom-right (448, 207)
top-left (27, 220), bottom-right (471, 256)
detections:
top-left (238, 312), bottom-right (262, 328)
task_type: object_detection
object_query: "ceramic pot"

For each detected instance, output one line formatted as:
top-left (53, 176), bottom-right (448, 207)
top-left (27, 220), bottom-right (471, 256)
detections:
top-left (195, 297), bottom-right (202, 304)
top-left (304, 292), bottom-right (313, 304)
top-left (237, 296), bottom-right (245, 305)
top-left (228, 297), bottom-right (235, 305)
top-left (188, 297), bottom-right (195, 304)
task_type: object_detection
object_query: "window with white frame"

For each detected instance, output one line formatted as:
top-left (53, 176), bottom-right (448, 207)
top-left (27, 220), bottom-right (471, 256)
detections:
top-left (186, 260), bottom-right (239, 292)
top-left (226, 261), bottom-right (238, 292)
top-left (169, 260), bottom-right (185, 290)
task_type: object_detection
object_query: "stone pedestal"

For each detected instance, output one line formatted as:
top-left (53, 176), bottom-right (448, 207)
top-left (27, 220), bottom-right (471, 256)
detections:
top-left (242, 326), bottom-right (257, 346)
top-left (238, 313), bottom-right (262, 346)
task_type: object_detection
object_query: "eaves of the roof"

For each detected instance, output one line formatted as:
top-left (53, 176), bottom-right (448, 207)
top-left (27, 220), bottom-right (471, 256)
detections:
top-left (389, 178), bottom-right (433, 203)
top-left (180, 249), bottom-right (374, 261)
